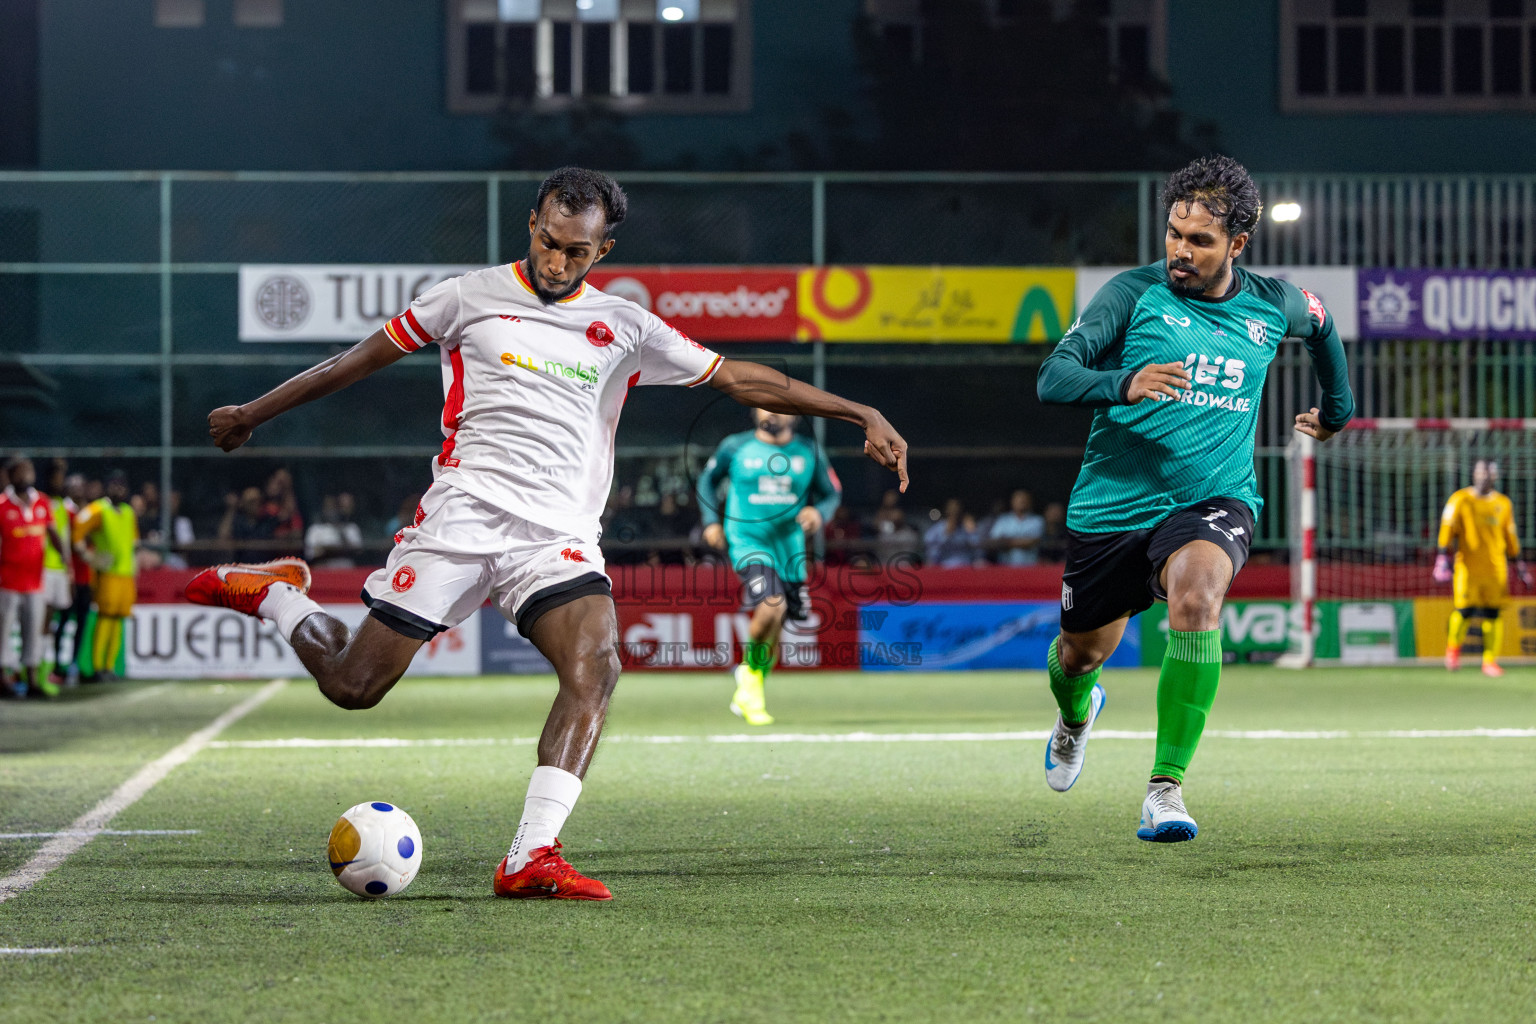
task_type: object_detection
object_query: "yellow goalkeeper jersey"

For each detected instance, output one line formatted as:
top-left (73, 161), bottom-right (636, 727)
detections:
top-left (1439, 487), bottom-right (1519, 577)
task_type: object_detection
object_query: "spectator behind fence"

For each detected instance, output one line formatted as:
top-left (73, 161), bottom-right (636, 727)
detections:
top-left (219, 486), bottom-right (274, 562)
top-left (924, 498), bottom-right (983, 568)
top-left (872, 491), bottom-right (922, 567)
top-left (824, 504), bottom-right (863, 566)
top-left (1039, 501), bottom-right (1068, 563)
top-left (648, 491), bottom-right (692, 565)
top-left (990, 488), bottom-right (1045, 566)
top-left (263, 469), bottom-right (304, 556)
top-left (386, 493), bottom-right (423, 542)
top-left (305, 493), bottom-right (365, 567)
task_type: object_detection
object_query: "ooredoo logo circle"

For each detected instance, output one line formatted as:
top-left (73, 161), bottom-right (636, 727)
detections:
top-left (391, 566), bottom-right (416, 592)
top-left (603, 277), bottom-right (653, 311)
top-left (587, 321), bottom-right (615, 346)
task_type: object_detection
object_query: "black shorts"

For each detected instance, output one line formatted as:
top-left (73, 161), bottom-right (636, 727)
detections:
top-left (739, 564), bottom-right (809, 622)
top-left (1059, 497), bottom-right (1255, 634)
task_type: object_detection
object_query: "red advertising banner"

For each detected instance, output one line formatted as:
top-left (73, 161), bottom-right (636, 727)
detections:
top-left (584, 267), bottom-right (799, 342)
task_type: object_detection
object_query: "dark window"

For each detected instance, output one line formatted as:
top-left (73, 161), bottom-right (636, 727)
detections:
top-left (702, 24), bottom-right (732, 95)
top-left (1413, 25), bottom-right (1444, 94)
top-left (628, 22), bottom-right (655, 94)
top-left (1492, 0), bottom-right (1523, 15)
top-left (1297, 25), bottom-right (1329, 94)
top-left (1492, 25), bottom-right (1521, 94)
top-left (583, 23), bottom-right (611, 96)
top-left (994, 0), bottom-right (1023, 17)
top-left (505, 24), bottom-right (536, 100)
top-left (552, 21), bottom-right (573, 95)
top-left (1410, 0), bottom-right (1443, 16)
top-left (1332, 0), bottom-right (1366, 16)
top-left (1335, 25), bottom-right (1366, 93)
top-left (1116, 24), bottom-right (1150, 80)
top-left (1451, 25), bottom-right (1483, 94)
top-left (662, 23), bottom-right (694, 94)
top-left (465, 24), bottom-right (496, 95)
top-left (1374, 25), bottom-right (1406, 94)
top-left (882, 23), bottom-right (916, 62)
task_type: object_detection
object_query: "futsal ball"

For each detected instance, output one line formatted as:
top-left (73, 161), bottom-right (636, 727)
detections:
top-left (327, 801), bottom-right (422, 898)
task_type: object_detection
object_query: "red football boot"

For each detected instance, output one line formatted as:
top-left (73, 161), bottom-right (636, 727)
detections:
top-left (184, 557), bottom-right (313, 617)
top-left (493, 840), bottom-right (612, 901)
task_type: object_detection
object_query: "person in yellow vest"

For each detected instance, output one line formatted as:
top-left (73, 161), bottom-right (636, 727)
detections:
top-left (42, 460), bottom-right (77, 684)
top-left (1434, 459), bottom-right (1531, 677)
top-left (73, 470), bottom-right (138, 682)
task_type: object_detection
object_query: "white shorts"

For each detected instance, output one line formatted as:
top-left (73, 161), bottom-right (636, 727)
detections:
top-left (0, 588), bottom-right (46, 669)
top-left (43, 569), bottom-right (72, 610)
top-left (362, 483), bottom-right (609, 640)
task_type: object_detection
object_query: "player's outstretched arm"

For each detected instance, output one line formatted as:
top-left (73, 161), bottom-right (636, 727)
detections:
top-left (208, 330), bottom-right (410, 451)
top-left (708, 358), bottom-right (909, 492)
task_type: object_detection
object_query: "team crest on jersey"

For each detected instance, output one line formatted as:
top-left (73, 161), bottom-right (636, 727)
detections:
top-left (586, 321), bottom-right (615, 347)
top-left (391, 566), bottom-right (416, 592)
top-left (1244, 318), bottom-right (1270, 347)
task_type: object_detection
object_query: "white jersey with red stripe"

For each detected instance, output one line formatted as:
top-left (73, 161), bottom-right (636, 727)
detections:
top-left (384, 261), bottom-right (723, 540)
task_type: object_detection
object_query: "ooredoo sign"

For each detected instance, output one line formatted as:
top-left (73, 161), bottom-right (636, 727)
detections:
top-left (585, 267), bottom-right (799, 341)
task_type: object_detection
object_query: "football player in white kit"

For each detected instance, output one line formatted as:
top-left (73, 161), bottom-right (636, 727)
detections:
top-left (186, 168), bottom-right (910, 901)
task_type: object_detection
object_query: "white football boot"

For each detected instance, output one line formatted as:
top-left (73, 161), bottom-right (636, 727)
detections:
top-left (1136, 780), bottom-right (1198, 843)
top-left (1044, 682), bottom-right (1106, 792)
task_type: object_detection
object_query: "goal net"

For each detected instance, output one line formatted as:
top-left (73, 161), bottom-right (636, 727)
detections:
top-left (1281, 420), bottom-right (1536, 666)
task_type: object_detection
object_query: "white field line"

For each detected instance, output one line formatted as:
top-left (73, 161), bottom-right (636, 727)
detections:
top-left (208, 726), bottom-right (1536, 750)
top-left (0, 830), bottom-right (200, 840)
top-left (0, 947), bottom-right (79, 955)
top-left (0, 679), bottom-right (286, 904)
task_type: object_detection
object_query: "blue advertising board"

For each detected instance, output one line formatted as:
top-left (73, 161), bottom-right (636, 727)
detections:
top-left (857, 602), bottom-right (1141, 671)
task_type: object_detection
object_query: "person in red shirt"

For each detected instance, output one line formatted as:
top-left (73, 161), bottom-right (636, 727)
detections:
top-left (1, 458), bottom-right (67, 698)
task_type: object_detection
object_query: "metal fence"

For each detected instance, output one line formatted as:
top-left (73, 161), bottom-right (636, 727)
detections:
top-left (3, 170), bottom-right (1535, 557)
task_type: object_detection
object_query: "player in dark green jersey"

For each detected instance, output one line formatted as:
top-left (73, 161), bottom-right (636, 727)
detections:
top-left (1036, 155), bottom-right (1354, 841)
top-left (699, 408), bottom-right (842, 725)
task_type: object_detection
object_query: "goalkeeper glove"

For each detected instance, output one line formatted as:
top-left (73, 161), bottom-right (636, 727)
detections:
top-left (1432, 553), bottom-right (1453, 584)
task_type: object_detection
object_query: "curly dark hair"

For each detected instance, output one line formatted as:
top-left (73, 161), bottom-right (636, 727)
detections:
top-left (534, 166), bottom-right (628, 238)
top-left (1160, 155), bottom-right (1262, 238)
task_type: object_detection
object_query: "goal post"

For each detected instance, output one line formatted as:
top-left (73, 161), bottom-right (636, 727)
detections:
top-left (1281, 419), bottom-right (1536, 667)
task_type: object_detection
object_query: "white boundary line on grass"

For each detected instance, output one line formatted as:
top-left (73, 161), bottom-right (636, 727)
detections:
top-left (0, 947), bottom-right (79, 955)
top-left (208, 726), bottom-right (1536, 750)
top-left (0, 679), bottom-right (286, 904)
top-left (0, 830), bottom-right (201, 840)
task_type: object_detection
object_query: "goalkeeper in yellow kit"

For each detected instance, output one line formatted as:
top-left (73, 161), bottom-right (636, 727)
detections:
top-left (1435, 459), bottom-right (1530, 677)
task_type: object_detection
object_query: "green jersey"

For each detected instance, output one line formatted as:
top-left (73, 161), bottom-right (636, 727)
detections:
top-left (698, 430), bottom-right (842, 580)
top-left (1039, 262), bottom-right (1354, 533)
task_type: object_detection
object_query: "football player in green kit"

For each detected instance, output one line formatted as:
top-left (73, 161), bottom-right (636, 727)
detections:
top-left (699, 408), bottom-right (842, 725)
top-left (1036, 155), bottom-right (1354, 841)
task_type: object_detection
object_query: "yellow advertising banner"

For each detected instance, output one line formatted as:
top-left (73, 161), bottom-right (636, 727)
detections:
top-left (1413, 597), bottom-right (1536, 658)
top-left (795, 266), bottom-right (1077, 343)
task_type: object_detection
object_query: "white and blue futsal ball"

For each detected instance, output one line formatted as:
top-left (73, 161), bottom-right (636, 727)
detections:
top-left (327, 801), bottom-right (422, 899)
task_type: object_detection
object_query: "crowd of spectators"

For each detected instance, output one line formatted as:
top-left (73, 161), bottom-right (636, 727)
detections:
top-left (66, 457), bottom-right (1070, 572)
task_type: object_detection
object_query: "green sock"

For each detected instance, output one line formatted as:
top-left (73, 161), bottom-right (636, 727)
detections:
top-left (1046, 637), bottom-right (1099, 725)
top-left (743, 639), bottom-right (774, 674)
top-left (1152, 628), bottom-right (1224, 783)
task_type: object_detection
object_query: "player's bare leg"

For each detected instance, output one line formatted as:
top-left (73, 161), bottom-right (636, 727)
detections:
top-left (732, 594), bottom-right (786, 726)
top-left (289, 614), bottom-right (424, 711)
top-left (185, 557), bottom-right (423, 709)
top-left (494, 594), bottom-right (620, 901)
top-left (1136, 539), bottom-right (1232, 842)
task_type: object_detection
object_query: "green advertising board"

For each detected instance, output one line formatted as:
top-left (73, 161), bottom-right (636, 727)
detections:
top-left (1140, 600), bottom-right (1417, 665)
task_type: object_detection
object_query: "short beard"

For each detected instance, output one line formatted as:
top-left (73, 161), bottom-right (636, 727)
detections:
top-left (526, 255), bottom-right (588, 304)
top-left (1166, 256), bottom-right (1231, 297)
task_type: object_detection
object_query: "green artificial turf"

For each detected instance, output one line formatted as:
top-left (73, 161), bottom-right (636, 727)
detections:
top-left (2, 667), bottom-right (1534, 1022)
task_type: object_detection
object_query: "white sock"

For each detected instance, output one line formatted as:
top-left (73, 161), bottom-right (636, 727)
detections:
top-left (505, 765), bottom-right (582, 871)
top-left (257, 583), bottom-right (324, 643)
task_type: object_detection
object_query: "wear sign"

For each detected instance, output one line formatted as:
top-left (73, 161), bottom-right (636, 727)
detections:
top-left (126, 604), bottom-right (480, 678)
top-left (1359, 268), bottom-right (1536, 339)
top-left (584, 267), bottom-right (798, 341)
top-left (239, 265), bottom-right (482, 341)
